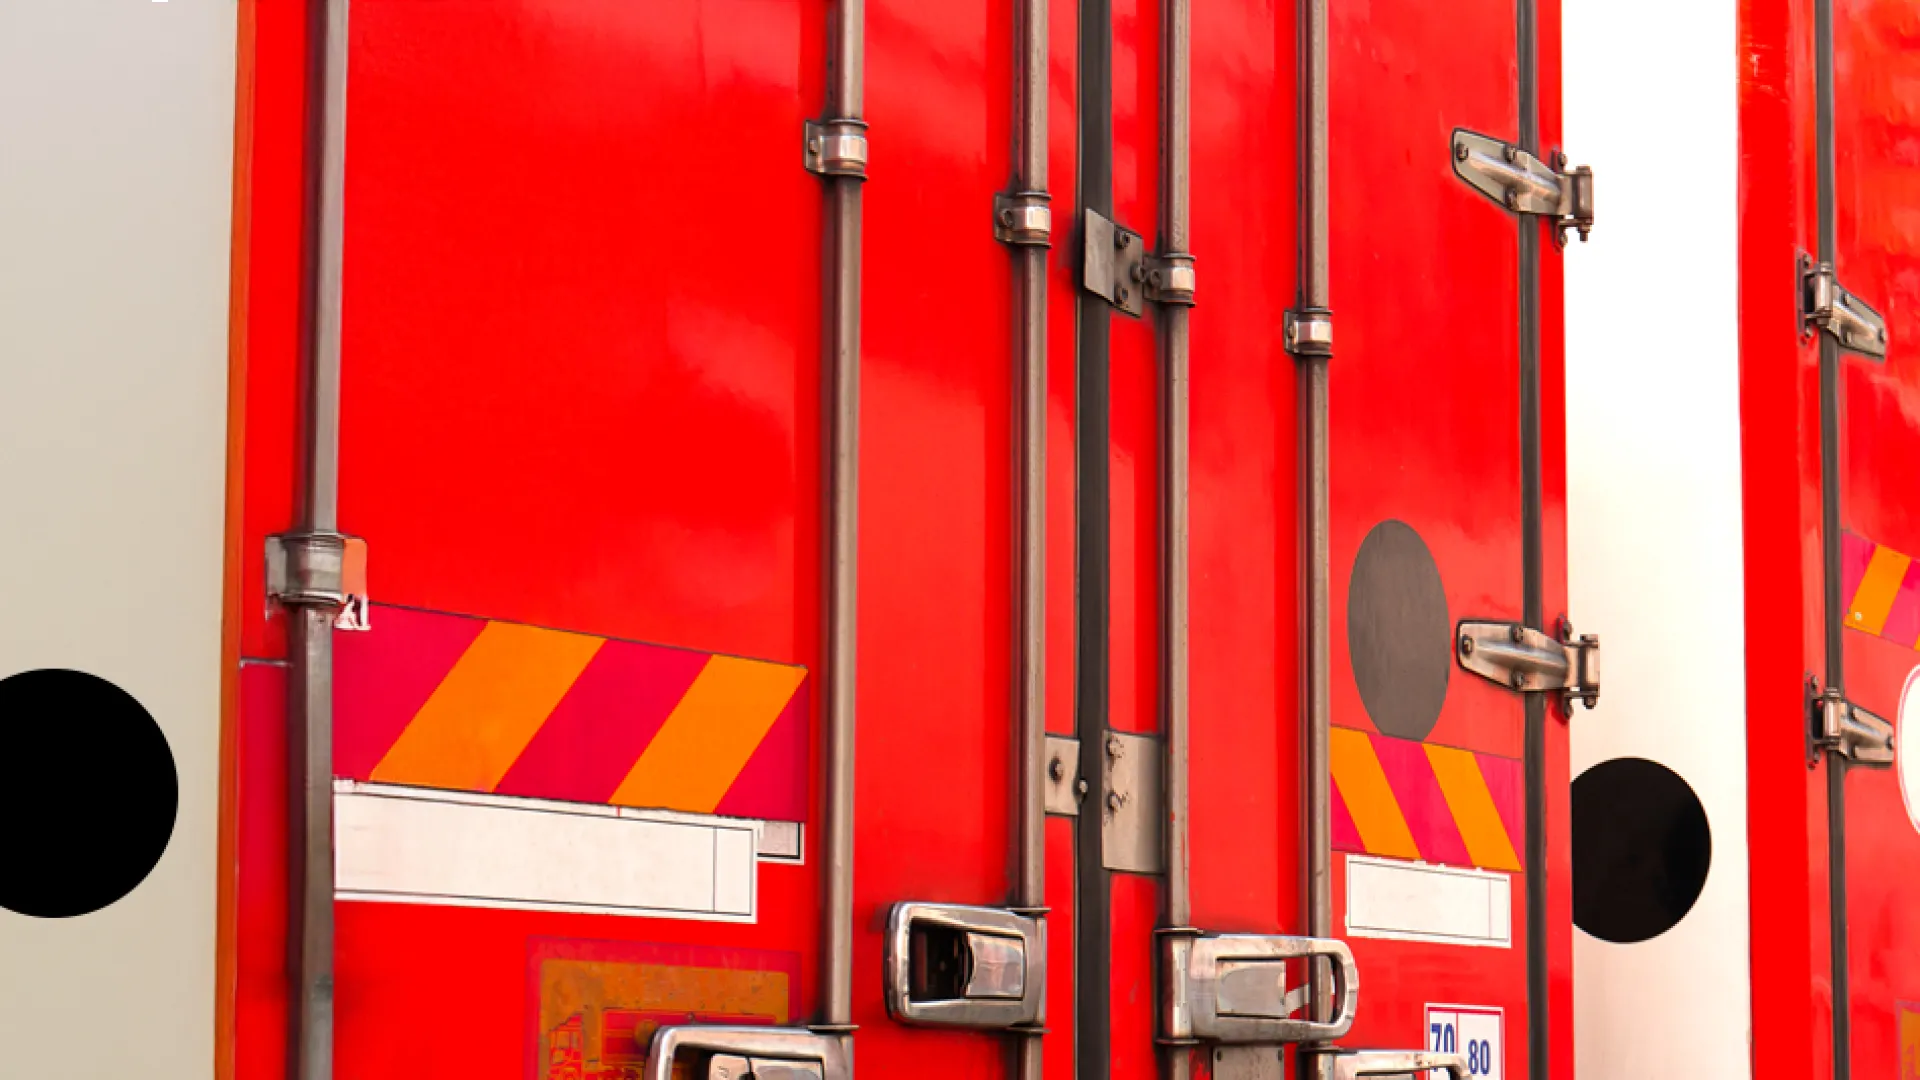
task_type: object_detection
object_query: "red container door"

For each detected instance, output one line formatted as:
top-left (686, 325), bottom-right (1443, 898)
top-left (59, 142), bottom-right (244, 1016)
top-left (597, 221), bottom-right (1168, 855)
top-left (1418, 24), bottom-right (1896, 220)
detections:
top-left (1828, 0), bottom-right (1920, 1075)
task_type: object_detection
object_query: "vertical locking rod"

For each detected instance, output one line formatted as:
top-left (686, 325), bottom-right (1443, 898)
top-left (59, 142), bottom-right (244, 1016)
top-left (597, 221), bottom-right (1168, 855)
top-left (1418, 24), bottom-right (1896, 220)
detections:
top-left (1158, 0), bottom-right (1194, 1078)
top-left (1008, 0), bottom-right (1050, 1075)
top-left (285, 2), bottom-right (352, 1079)
top-left (817, 0), bottom-right (865, 1050)
top-left (1296, 0), bottom-right (1335, 1031)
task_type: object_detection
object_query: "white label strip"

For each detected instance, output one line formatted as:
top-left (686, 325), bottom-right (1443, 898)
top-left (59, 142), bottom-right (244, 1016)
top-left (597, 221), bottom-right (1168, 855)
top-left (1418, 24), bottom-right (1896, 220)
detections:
top-left (334, 782), bottom-right (756, 922)
top-left (1346, 855), bottom-right (1511, 947)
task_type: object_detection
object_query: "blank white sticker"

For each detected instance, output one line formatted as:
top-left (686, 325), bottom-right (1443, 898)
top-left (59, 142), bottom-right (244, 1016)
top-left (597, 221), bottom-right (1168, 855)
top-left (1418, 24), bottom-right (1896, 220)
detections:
top-left (1425, 1003), bottom-right (1503, 1080)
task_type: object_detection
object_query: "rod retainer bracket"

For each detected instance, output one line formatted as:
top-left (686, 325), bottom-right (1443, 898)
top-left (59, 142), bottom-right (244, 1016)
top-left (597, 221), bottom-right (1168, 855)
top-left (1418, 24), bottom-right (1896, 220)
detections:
top-left (804, 119), bottom-right (869, 180)
top-left (996, 190), bottom-right (1053, 247)
top-left (266, 531), bottom-right (369, 631)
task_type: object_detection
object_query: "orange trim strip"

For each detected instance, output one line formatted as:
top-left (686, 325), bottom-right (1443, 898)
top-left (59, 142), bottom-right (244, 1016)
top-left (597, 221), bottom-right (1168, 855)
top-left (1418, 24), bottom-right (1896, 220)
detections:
top-left (1849, 544), bottom-right (1912, 636)
top-left (1424, 744), bottom-right (1521, 871)
top-left (1330, 727), bottom-right (1420, 860)
top-left (611, 655), bottom-right (808, 813)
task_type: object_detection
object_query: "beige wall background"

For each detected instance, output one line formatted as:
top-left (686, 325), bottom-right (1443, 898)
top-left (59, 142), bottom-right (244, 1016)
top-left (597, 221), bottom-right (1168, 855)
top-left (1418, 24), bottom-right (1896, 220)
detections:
top-left (0, 2), bottom-right (236, 1076)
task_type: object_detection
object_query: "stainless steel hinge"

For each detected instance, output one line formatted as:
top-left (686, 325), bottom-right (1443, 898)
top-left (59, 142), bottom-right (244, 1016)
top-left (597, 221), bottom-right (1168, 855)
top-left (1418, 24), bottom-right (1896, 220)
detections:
top-left (645, 1026), bottom-right (849, 1080)
top-left (1456, 618), bottom-right (1600, 710)
top-left (1044, 734), bottom-right (1083, 816)
top-left (884, 902), bottom-right (1046, 1030)
top-left (804, 119), bottom-right (869, 179)
top-left (1800, 255), bottom-right (1888, 359)
top-left (1159, 931), bottom-right (1358, 1046)
top-left (1102, 730), bottom-right (1164, 873)
top-left (1082, 210), bottom-right (1196, 314)
top-left (996, 191), bottom-right (1052, 246)
top-left (1451, 129), bottom-right (1594, 245)
top-left (266, 531), bottom-right (370, 631)
top-left (1812, 686), bottom-right (1895, 765)
top-left (1284, 308), bottom-right (1333, 358)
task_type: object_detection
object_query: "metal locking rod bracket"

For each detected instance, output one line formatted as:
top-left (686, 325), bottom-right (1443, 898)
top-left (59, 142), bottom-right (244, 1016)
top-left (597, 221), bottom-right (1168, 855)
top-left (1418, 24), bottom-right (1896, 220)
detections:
top-left (1801, 255), bottom-right (1888, 359)
top-left (1457, 619), bottom-right (1601, 710)
top-left (804, 119), bottom-right (869, 179)
top-left (1814, 687), bottom-right (1895, 766)
top-left (267, 532), bottom-right (370, 631)
top-left (997, 191), bottom-right (1053, 247)
top-left (1298, 1049), bottom-right (1470, 1080)
top-left (1159, 931), bottom-right (1359, 1046)
top-left (1284, 307), bottom-right (1334, 358)
top-left (646, 1026), bottom-right (848, 1080)
top-left (1451, 129), bottom-right (1594, 245)
top-left (884, 903), bottom-right (1046, 1029)
top-left (1083, 209), bottom-right (1147, 317)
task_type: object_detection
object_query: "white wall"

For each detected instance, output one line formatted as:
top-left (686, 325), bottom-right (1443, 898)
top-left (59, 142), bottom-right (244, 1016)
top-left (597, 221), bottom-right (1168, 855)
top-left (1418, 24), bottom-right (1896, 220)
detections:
top-left (1565, 0), bottom-right (1752, 1076)
top-left (0, 2), bottom-right (235, 1076)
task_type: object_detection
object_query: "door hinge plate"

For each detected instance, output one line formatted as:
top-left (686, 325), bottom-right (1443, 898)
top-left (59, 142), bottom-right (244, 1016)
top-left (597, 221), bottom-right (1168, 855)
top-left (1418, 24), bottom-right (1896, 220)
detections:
top-left (1801, 255), bottom-right (1888, 359)
top-left (1102, 730), bottom-right (1163, 873)
top-left (1813, 686), bottom-right (1895, 765)
top-left (1456, 619), bottom-right (1600, 710)
top-left (1044, 734), bottom-right (1082, 816)
top-left (1083, 209), bottom-right (1147, 317)
top-left (1451, 129), bottom-right (1593, 245)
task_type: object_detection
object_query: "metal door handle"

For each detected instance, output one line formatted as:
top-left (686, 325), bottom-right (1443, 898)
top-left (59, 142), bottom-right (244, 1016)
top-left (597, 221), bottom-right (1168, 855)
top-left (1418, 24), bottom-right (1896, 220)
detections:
top-left (644, 1026), bottom-right (848, 1080)
top-left (1300, 1048), bottom-right (1470, 1080)
top-left (1161, 931), bottom-right (1360, 1044)
top-left (884, 902), bottom-right (1046, 1028)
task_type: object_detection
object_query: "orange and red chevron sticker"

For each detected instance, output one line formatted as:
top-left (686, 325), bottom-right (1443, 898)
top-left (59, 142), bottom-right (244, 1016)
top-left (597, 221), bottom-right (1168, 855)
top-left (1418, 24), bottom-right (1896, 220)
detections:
top-left (1330, 727), bottom-right (1523, 872)
top-left (333, 605), bottom-right (808, 822)
top-left (1844, 531), bottom-right (1920, 647)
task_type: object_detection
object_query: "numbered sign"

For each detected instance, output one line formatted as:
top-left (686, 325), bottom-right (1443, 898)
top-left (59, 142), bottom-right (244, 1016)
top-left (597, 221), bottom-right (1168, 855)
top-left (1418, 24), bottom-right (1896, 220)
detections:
top-left (1424, 1003), bottom-right (1504, 1079)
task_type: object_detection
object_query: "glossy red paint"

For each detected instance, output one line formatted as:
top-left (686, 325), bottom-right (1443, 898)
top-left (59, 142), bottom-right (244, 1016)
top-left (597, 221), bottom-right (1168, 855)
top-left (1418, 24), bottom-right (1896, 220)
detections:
top-left (1833, 0), bottom-right (1920, 1075)
top-left (1325, 0), bottom-right (1548, 1067)
top-left (1738, 0), bottom-right (1836, 1073)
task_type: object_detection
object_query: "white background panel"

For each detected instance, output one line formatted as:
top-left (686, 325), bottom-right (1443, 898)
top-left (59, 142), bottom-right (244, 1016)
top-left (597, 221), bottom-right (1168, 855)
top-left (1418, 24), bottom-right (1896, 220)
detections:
top-left (1566, 0), bottom-right (1752, 1073)
top-left (0, 3), bottom-right (235, 1077)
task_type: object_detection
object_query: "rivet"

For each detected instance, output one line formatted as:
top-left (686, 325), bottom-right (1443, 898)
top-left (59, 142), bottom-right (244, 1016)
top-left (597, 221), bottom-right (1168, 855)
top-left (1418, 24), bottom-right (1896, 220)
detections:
top-left (1075, 778), bottom-right (1090, 796)
top-left (1504, 144), bottom-right (1519, 164)
top-left (1049, 758), bottom-right (1065, 781)
top-left (1107, 791), bottom-right (1125, 812)
top-left (1460, 636), bottom-right (1475, 658)
top-left (1118, 286), bottom-right (1130, 303)
top-left (1107, 735), bottom-right (1124, 760)
top-left (1504, 189), bottom-right (1520, 210)
top-left (1001, 209), bottom-right (1016, 226)
top-left (1455, 143), bottom-right (1470, 162)
top-left (1511, 671), bottom-right (1528, 689)
top-left (808, 137), bottom-right (821, 153)
top-left (1509, 624), bottom-right (1525, 644)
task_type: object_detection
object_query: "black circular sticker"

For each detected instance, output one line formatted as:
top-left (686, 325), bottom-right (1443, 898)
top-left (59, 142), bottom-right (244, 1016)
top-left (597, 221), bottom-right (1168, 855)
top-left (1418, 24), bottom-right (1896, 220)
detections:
top-left (1347, 520), bottom-right (1451, 742)
top-left (1572, 756), bottom-right (1712, 944)
top-left (0, 669), bottom-right (178, 918)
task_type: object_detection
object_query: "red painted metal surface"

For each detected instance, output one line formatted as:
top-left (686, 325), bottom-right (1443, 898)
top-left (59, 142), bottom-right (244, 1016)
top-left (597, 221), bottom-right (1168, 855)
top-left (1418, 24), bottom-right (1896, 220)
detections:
top-left (1834, 0), bottom-right (1920, 1075)
top-left (1738, 0), bottom-right (1835, 1073)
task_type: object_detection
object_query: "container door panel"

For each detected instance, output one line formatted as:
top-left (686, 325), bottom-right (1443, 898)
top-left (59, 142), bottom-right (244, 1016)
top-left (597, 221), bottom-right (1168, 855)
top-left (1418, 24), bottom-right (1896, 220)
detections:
top-left (1833, 0), bottom-right (1920, 1076)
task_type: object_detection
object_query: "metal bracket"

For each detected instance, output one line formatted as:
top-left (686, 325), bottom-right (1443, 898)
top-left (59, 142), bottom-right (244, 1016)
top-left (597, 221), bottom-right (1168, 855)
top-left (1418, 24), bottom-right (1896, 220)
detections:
top-left (1160, 931), bottom-right (1358, 1046)
top-left (1298, 1049), bottom-right (1470, 1080)
top-left (1813, 686), bottom-right (1895, 765)
top-left (1083, 209), bottom-right (1147, 317)
top-left (996, 191), bottom-right (1053, 247)
top-left (884, 902), bottom-right (1045, 1030)
top-left (266, 531), bottom-right (369, 631)
top-left (1456, 618), bottom-right (1600, 710)
top-left (1800, 255), bottom-right (1888, 359)
top-left (1101, 730), bottom-right (1164, 873)
top-left (645, 1026), bottom-right (848, 1080)
top-left (1451, 129), bottom-right (1594, 245)
top-left (1146, 252), bottom-right (1197, 306)
top-left (804, 119), bottom-right (869, 179)
top-left (1044, 734), bottom-right (1082, 816)
top-left (1284, 307), bottom-right (1334, 358)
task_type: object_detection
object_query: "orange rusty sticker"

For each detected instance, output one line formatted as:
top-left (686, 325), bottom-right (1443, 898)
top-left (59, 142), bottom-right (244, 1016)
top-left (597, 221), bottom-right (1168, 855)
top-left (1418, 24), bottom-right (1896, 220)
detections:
top-left (1902, 1001), bottom-right (1920, 1080)
top-left (527, 938), bottom-right (799, 1080)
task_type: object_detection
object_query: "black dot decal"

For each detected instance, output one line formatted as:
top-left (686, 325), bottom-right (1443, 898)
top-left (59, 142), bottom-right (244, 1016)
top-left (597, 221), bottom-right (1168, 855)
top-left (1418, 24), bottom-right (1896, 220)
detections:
top-left (1572, 756), bottom-right (1711, 944)
top-left (1346, 519), bottom-right (1451, 742)
top-left (0, 669), bottom-right (177, 918)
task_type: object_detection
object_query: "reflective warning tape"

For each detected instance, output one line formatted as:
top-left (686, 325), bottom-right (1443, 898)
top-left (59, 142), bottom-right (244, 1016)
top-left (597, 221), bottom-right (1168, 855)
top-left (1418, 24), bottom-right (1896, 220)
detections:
top-left (334, 605), bottom-right (808, 822)
top-left (1844, 530), bottom-right (1920, 646)
top-left (1330, 727), bottom-right (1524, 872)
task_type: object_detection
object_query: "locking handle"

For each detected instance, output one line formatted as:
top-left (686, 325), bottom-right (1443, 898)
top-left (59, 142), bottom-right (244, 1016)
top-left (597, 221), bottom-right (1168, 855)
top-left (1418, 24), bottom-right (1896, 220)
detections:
top-left (644, 1026), bottom-right (848, 1080)
top-left (1160, 931), bottom-right (1359, 1045)
top-left (885, 902), bottom-right (1046, 1029)
top-left (1300, 1048), bottom-right (1471, 1080)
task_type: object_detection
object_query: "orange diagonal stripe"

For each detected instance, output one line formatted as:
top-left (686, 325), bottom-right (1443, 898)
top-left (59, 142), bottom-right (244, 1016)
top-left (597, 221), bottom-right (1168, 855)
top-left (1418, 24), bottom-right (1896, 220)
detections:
top-left (611, 655), bottom-right (807, 814)
top-left (370, 621), bottom-right (604, 793)
top-left (1330, 727), bottom-right (1420, 860)
top-left (1851, 545), bottom-right (1912, 636)
top-left (1424, 744), bottom-right (1522, 871)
